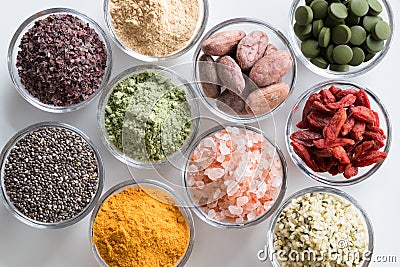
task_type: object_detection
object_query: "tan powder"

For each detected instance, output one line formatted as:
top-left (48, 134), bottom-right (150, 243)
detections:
top-left (110, 0), bottom-right (200, 57)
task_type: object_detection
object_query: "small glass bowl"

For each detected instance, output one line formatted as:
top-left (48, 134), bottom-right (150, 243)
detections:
top-left (267, 186), bottom-right (374, 267)
top-left (7, 8), bottom-right (113, 113)
top-left (193, 17), bottom-right (297, 124)
top-left (183, 124), bottom-right (288, 229)
top-left (0, 122), bottom-right (104, 229)
top-left (288, 0), bottom-right (394, 78)
top-left (286, 80), bottom-right (391, 186)
top-left (103, 0), bottom-right (208, 61)
top-left (89, 179), bottom-right (195, 267)
top-left (97, 65), bottom-right (200, 169)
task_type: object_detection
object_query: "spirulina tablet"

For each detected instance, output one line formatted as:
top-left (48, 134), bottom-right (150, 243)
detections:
top-left (365, 34), bottom-right (384, 52)
top-left (333, 45), bottom-right (353, 64)
top-left (363, 15), bottom-right (382, 32)
top-left (349, 0), bottom-right (369, 17)
top-left (372, 20), bottom-right (391, 41)
top-left (328, 3), bottom-right (348, 21)
top-left (301, 39), bottom-right (321, 58)
top-left (296, 6), bottom-right (314, 26)
top-left (330, 64), bottom-right (350, 72)
top-left (332, 25), bottom-right (352, 44)
top-left (294, 23), bottom-right (313, 39)
top-left (311, 57), bottom-right (329, 69)
top-left (313, 20), bottom-right (325, 38)
top-left (350, 26), bottom-right (367, 46)
top-left (318, 27), bottom-right (331, 48)
top-left (325, 44), bottom-right (335, 63)
top-left (310, 0), bottom-right (329, 19)
top-left (364, 52), bottom-right (376, 62)
top-left (368, 0), bottom-right (383, 16)
top-left (349, 47), bottom-right (366, 66)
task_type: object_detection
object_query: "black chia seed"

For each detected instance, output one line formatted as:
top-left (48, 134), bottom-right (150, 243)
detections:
top-left (16, 14), bottom-right (108, 106)
top-left (3, 126), bottom-right (100, 223)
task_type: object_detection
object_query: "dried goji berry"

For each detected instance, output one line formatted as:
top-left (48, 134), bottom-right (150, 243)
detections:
top-left (329, 85), bottom-right (342, 96)
top-left (352, 150), bottom-right (387, 167)
top-left (323, 108), bottom-right (347, 142)
top-left (336, 88), bottom-right (358, 99)
top-left (328, 164), bottom-right (340, 176)
top-left (290, 130), bottom-right (323, 147)
top-left (307, 111), bottom-right (331, 129)
top-left (350, 106), bottom-right (376, 124)
top-left (344, 164), bottom-right (358, 179)
top-left (321, 89), bottom-right (336, 104)
top-left (291, 141), bottom-right (319, 172)
top-left (313, 101), bottom-right (335, 114)
top-left (372, 110), bottom-right (380, 127)
top-left (354, 140), bottom-right (375, 159)
top-left (297, 93), bottom-right (322, 129)
top-left (313, 148), bottom-right (333, 158)
top-left (313, 138), bottom-right (355, 149)
top-left (315, 157), bottom-right (329, 172)
top-left (354, 88), bottom-right (371, 108)
top-left (363, 131), bottom-right (385, 149)
top-left (341, 117), bottom-right (355, 136)
top-left (327, 94), bottom-right (357, 110)
top-left (351, 121), bottom-right (366, 140)
top-left (332, 146), bottom-right (351, 164)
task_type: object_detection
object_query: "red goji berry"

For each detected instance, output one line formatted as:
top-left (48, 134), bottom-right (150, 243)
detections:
top-left (313, 101), bottom-right (335, 114)
top-left (344, 164), bottom-right (358, 179)
top-left (297, 93), bottom-right (322, 129)
top-left (321, 89), bottom-right (336, 104)
top-left (323, 108), bottom-right (347, 142)
top-left (350, 106), bottom-right (375, 124)
top-left (329, 85), bottom-right (342, 96)
top-left (336, 88), bottom-right (358, 99)
top-left (341, 117), bottom-right (355, 136)
top-left (291, 141), bottom-right (319, 172)
top-left (314, 138), bottom-right (355, 149)
top-left (354, 140), bottom-right (375, 159)
top-left (327, 94), bottom-right (357, 110)
top-left (307, 111), bottom-right (331, 129)
top-left (332, 146), bottom-right (351, 164)
top-left (352, 150), bottom-right (387, 167)
top-left (354, 88), bottom-right (371, 108)
top-left (351, 121), bottom-right (366, 141)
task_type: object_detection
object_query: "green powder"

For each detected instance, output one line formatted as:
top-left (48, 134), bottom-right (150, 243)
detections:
top-left (104, 70), bottom-right (192, 162)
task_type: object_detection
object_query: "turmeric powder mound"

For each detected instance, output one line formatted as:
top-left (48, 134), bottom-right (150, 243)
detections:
top-left (92, 187), bottom-right (190, 267)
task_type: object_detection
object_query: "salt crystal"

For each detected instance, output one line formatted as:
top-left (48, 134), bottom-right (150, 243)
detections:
top-left (208, 209), bottom-right (216, 219)
top-left (228, 205), bottom-right (243, 215)
top-left (205, 168), bottom-right (225, 181)
top-left (213, 188), bottom-right (221, 199)
top-left (216, 155), bottom-right (225, 163)
top-left (258, 181), bottom-right (267, 194)
top-left (195, 181), bottom-right (205, 188)
top-left (247, 211), bottom-right (256, 221)
top-left (203, 137), bottom-right (215, 148)
top-left (236, 217), bottom-right (244, 224)
top-left (236, 196), bottom-right (249, 206)
top-left (219, 140), bottom-right (230, 155)
top-left (188, 164), bottom-right (198, 172)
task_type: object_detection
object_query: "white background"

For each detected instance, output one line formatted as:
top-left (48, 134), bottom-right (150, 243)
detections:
top-left (0, 0), bottom-right (399, 266)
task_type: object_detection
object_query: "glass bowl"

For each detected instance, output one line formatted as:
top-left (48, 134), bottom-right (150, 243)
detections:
top-left (97, 65), bottom-right (200, 169)
top-left (7, 7), bottom-right (113, 113)
top-left (103, 0), bottom-right (208, 62)
top-left (0, 122), bottom-right (104, 229)
top-left (286, 80), bottom-right (391, 186)
top-left (89, 179), bottom-right (195, 267)
top-left (267, 186), bottom-right (374, 267)
top-left (193, 17), bottom-right (297, 124)
top-left (183, 124), bottom-right (288, 229)
top-left (288, 0), bottom-right (394, 78)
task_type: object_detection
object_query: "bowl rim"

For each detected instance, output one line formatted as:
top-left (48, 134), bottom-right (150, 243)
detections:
top-left (192, 17), bottom-right (298, 124)
top-left (182, 123), bottom-right (288, 229)
top-left (7, 7), bottom-right (113, 113)
top-left (266, 186), bottom-right (374, 267)
top-left (0, 121), bottom-right (105, 229)
top-left (89, 179), bottom-right (195, 267)
top-left (97, 64), bottom-right (201, 169)
top-left (103, 0), bottom-right (209, 62)
top-left (288, 0), bottom-right (395, 78)
top-left (285, 80), bottom-right (392, 186)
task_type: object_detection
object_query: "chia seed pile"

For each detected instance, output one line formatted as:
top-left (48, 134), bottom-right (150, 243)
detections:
top-left (16, 14), bottom-right (108, 107)
top-left (3, 126), bottom-right (100, 223)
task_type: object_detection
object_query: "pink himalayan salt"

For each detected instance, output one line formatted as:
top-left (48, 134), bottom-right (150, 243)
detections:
top-left (187, 127), bottom-right (283, 224)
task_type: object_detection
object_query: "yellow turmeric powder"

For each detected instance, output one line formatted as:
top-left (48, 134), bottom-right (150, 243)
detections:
top-left (92, 187), bottom-right (190, 267)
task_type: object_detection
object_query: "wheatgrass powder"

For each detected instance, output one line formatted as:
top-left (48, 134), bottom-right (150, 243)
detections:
top-left (104, 70), bottom-right (192, 162)
top-left (109, 0), bottom-right (200, 56)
